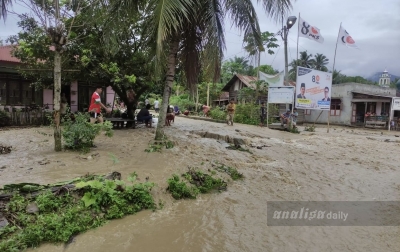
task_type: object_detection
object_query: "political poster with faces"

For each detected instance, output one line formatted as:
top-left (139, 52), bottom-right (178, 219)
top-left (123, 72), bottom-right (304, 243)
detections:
top-left (295, 67), bottom-right (332, 110)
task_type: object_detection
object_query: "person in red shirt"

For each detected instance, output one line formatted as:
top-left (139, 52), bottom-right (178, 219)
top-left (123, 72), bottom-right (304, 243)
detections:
top-left (88, 86), bottom-right (111, 123)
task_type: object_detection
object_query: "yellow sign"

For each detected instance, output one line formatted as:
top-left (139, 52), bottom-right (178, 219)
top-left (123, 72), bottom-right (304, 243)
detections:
top-left (297, 99), bottom-right (311, 104)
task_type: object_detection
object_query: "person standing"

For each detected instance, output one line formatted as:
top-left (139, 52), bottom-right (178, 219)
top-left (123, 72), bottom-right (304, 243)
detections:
top-left (259, 102), bottom-right (267, 127)
top-left (202, 104), bottom-right (210, 117)
top-left (145, 98), bottom-right (150, 106)
top-left (226, 98), bottom-right (236, 126)
top-left (88, 86), bottom-right (111, 124)
top-left (154, 98), bottom-right (160, 113)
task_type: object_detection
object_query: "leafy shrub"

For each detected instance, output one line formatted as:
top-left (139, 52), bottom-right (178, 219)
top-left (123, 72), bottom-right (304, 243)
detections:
top-left (62, 113), bottom-right (113, 152)
top-left (304, 125), bottom-right (316, 132)
top-left (0, 109), bottom-right (11, 127)
top-left (0, 173), bottom-right (155, 251)
top-left (167, 175), bottom-right (199, 199)
top-left (234, 104), bottom-right (260, 125)
top-left (209, 108), bottom-right (226, 121)
top-left (169, 95), bottom-right (196, 111)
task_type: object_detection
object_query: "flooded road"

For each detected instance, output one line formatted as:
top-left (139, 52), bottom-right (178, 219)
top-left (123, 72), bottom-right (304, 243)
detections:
top-left (1, 117), bottom-right (399, 252)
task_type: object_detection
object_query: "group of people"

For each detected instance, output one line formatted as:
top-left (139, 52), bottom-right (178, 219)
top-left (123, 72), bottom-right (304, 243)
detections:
top-left (87, 87), bottom-right (297, 129)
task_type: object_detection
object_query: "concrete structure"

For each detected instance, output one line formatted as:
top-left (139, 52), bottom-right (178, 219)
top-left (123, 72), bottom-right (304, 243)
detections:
top-left (304, 83), bottom-right (396, 127)
top-left (379, 69), bottom-right (391, 87)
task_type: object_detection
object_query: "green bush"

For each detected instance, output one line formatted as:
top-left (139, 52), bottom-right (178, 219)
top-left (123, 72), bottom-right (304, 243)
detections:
top-left (234, 104), bottom-right (260, 125)
top-left (62, 113), bottom-right (113, 152)
top-left (0, 109), bottom-right (11, 127)
top-left (169, 95), bottom-right (195, 111)
top-left (209, 108), bottom-right (226, 121)
top-left (0, 173), bottom-right (155, 251)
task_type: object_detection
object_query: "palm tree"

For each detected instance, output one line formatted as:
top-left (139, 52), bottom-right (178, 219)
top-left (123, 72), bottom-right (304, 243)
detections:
top-left (298, 51), bottom-right (313, 68)
top-left (288, 59), bottom-right (301, 81)
top-left (2, 0), bottom-right (295, 141)
top-left (0, 0), bottom-right (12, 20)
top-left (130, 0), bottom-right (294, 140)
top-left (312, 53), bottom-right (329, 72)
top-left (332, 69), bottom-right (346, 84)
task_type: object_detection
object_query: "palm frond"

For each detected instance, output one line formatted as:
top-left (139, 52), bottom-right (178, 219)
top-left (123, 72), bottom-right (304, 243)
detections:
top-left (200, 0), bottom-right (225, 83)
top-left (0, 0), bottom-right (12, 21)
top-left (258, 0), bottom-right (294, 23)
top-left (224, 0), bottom-right (262, 51)
top-left (151, 0), bottom-right (191, 58)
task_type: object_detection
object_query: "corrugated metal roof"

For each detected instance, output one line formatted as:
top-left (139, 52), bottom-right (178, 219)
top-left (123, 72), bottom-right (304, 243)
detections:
top-left (236, 74), bottom-right (258, 89)
top-left (0, 45), bottom-right (21, 63)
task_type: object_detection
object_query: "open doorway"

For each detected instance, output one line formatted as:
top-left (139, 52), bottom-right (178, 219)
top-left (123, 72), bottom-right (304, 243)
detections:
top-left (353, 102), bottom-right (366, 125)
top-left (61, 85), bottom-right (71, 105)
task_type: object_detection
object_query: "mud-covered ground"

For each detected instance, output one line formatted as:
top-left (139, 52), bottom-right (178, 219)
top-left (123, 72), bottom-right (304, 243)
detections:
top-left (1, 117), bottom-right (399, 252)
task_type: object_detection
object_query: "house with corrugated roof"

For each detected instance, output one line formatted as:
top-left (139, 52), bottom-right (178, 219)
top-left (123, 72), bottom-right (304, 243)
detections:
top-left (221, 74), bottom-right (259, 101)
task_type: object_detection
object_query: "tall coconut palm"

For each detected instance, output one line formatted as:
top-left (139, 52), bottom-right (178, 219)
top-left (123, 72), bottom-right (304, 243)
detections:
top-left (151, 0), bottom-right (295, 140)
top-left (298, 51), bottom-right (313, 68)
top-left (312, 53), bottom-right (329, 72)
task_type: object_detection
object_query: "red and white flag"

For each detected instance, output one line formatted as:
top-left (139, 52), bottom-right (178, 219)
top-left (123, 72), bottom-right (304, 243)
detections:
top-left (338, 25), bottom-right (358, 48)
top-left (298, 17), bottom-right (324, 44)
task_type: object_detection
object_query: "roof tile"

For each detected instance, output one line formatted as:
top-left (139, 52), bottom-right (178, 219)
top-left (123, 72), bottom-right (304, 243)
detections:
top-left (0, 45), bottom-right (21, 63)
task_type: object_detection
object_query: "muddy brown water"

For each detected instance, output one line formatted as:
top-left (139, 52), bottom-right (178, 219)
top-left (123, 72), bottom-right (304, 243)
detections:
top-left (1, 118), bottom-right (399, 252)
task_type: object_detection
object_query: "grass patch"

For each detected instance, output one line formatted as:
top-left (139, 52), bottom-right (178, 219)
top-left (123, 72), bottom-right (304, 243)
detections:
top-left (213, 163), bottom-right (244, 180)
top-left (304, 125), bottom-right (316, 132)
top-left (145, 137), bottom-right (174, 153)
top-left (0, 172), bottom-right (155, 252)
top-left (167, 168), bottom-right (227, 199)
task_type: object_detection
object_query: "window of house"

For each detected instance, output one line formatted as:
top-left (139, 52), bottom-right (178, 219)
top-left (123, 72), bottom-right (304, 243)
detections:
top-left (330, 99), bottom-right (341, 116)
top-left (8, 81), bottom-right (20, 105)
top-left (22, 82), bottom-right (33, 105)
top-left (305, 109), bottom-right (311, 115)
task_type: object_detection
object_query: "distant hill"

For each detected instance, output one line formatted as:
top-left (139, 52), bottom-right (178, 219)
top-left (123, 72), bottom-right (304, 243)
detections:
top-left (366, 72), bottom-right (400, 83)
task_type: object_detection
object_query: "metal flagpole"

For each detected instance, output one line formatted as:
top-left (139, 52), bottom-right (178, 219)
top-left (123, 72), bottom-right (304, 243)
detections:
top-left (296, 13), bottom-right (300, 62)
top-left (327, 23), bottom-right (342, 133)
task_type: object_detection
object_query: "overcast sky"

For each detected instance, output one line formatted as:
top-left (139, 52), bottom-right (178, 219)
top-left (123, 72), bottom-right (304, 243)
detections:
top-left (1, 0), bottom-right (399, 78)
top-left (224, 0), bottom-right (400, 77)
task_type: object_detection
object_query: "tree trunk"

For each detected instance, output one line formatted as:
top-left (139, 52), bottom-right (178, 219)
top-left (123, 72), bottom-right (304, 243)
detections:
top-left (155, 37), bottom-right (180, 140)
top-left (53, 51), bottom-right (62, 151)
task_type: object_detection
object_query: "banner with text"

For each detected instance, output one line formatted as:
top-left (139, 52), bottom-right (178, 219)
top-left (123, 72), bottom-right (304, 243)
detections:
top-left (268, 87), bottom-right (294, 104)
top-left (295, 67), bottom-right (332, 110)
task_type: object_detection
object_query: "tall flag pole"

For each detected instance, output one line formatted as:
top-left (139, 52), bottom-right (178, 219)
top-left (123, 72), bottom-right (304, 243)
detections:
top-left (332, 22), bottom-right (342, 73)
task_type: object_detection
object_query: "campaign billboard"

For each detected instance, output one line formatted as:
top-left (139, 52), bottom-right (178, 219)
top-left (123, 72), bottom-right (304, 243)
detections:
top-left (268, 87), bottom-right (294, 104)
top-left (295, 67), bottom-right (332, 110)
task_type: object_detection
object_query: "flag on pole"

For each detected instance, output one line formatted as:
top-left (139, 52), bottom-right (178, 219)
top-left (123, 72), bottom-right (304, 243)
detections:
top-left (259, 71), bottom-right (284, 87)
top-left (338, 24), bottom-right (358, 48)
top-left (298, 17), bottom-right (324, 43)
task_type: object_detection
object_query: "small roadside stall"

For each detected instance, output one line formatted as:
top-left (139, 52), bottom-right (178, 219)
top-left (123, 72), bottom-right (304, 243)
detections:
top-left (266, 86), bottom-right (295, 129)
